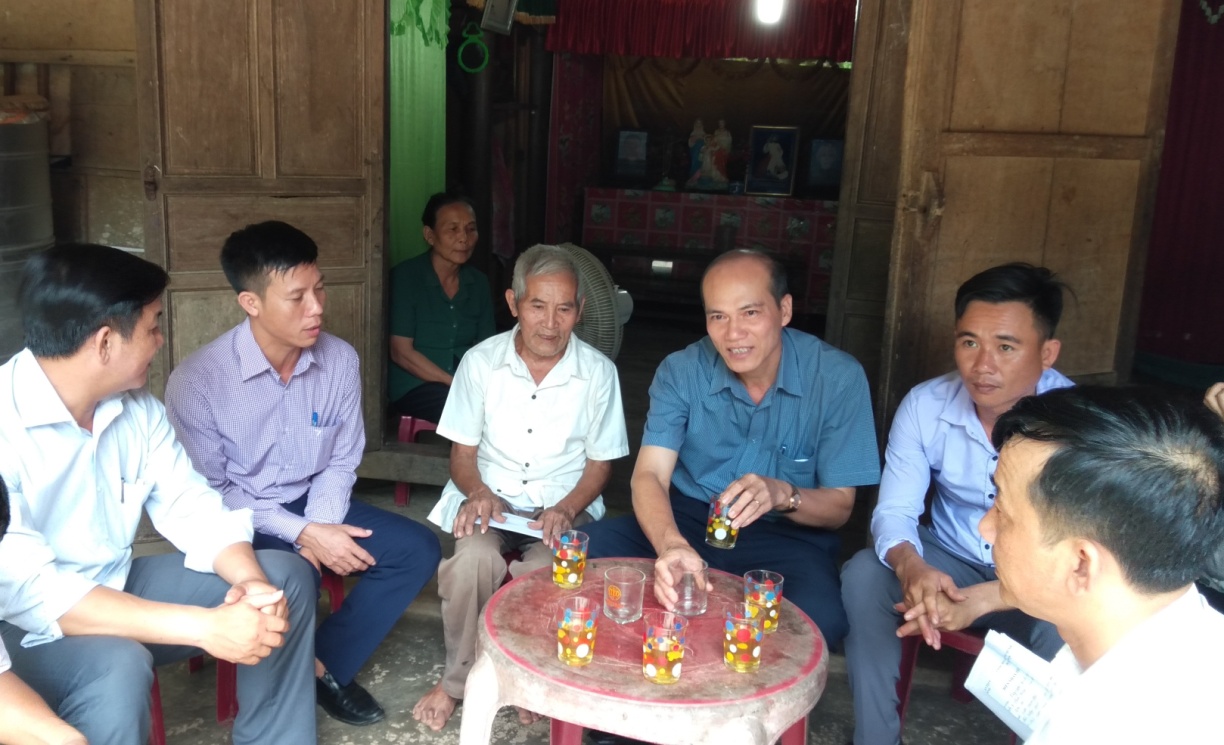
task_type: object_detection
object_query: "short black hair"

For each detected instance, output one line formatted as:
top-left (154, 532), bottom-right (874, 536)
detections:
top-left (421, 190), bottom-right (475, 230)
top-left (220, 221), bottom-right (318, 295)
top-left (955, 263), bottom-right (1066, 340)
top-left (993, 385), bottom-right (1224, 594)
top-left (702, 249), bottom-right (789, 307)
top-left (20, 243), bottom-right (169, 358)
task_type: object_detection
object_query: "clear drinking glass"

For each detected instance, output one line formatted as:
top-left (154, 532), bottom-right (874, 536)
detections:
top-left (554, 595), bottom-right (600, 666)
top-left (642, 610), bottom-right (689, 684)
top-left (744, 570), bottom-right (784, 634)
top-left (551, 530), bottom-right (590, 589)
top-left (603, 566), bottom-right (646, 624)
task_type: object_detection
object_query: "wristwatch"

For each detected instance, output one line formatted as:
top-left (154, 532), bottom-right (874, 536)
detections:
top-left (777, 485), bottom-right (802, 513)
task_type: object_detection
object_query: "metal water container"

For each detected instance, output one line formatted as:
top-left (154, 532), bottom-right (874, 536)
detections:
top-left (0, 118), bottom-right (53, 361)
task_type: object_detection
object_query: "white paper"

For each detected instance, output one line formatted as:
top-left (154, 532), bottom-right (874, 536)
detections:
top-left (474, 512), bottom-right (544, 540)
top-left (965, 630), bottom-right (1064, 741)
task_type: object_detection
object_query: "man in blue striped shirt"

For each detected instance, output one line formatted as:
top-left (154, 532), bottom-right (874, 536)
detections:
top-left (585, 249), bottom-right (880, 648)
top-left (841, 264), bottom-right (1071, 745)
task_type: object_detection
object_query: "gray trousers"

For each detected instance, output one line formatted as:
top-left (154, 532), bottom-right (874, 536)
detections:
top-left (437, 511), bottom-right (591, 699)
top-left (1, 549), bottom-right (317, 745)
top-left (840, 526), bottom-right (1063, 745)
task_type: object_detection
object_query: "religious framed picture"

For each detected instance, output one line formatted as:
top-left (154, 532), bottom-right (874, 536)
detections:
top-left (807, 139), bottom-right (845, 190)
top-left (481, 0), bottom-right (519, 35)
top-left (614, 130), bottom-right (649, 178)
top-left (745, 126), bottom-right (800, 196)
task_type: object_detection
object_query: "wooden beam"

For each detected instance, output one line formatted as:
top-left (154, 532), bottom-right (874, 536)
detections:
top-left (0, 50), bottom-right (137, 67)
top-left (939, 132), bottom-right (1149, 161)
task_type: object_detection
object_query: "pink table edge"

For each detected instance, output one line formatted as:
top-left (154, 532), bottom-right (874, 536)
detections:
top-left (458, 558), bottom-right (829, 745)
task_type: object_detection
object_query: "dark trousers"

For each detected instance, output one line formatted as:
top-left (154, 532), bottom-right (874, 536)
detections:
top-left (253, 496), bottom-right (442, 685)
top-left (584, 492), bottom-right (849, 648)
top-left (391, 382), bottom-right (451, 423)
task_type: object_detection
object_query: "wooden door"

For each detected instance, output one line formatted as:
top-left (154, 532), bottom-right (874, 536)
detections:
top-left (824, 0), bottom-right (911, 402)
top-left (879, 0), bottom-right (1179, 418)
top-left (135, 0), bottom-right (386, 447)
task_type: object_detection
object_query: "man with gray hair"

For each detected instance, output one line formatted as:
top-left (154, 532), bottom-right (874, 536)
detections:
top-left (412, 244), bottom-right (629, 732)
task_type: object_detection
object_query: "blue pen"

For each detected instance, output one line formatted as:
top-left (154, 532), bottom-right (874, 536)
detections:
top-left (311, 411), bottom-right (319, 428)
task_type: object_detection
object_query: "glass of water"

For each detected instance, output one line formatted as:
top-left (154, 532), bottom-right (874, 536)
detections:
top-left (673, 559), bottom-right (708, 616)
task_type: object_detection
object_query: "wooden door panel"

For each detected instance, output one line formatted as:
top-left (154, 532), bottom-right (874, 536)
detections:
top-left (1062, 0), bottom-right (1166, 136)
top-left (881, 0), bottom-right (1177, 418)
top-left (825, 0), bottom-right (911, 391)
top-left (951, 0), bottom-right (1071, 133)
top-left (159, 0), bottom-right (256, 176)
top-left (139, 0), bottom-right (385, 447)
top-left (1043, 158), bottom-right (1139, 375)
top-left (274, 0), bottom-right (365, 177)
top-left (168, 289), bottom-right (247, 366)
top-left (163, 195), bottom-right (366, 272)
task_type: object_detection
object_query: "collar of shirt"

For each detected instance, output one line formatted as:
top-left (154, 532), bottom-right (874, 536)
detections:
top-left (235, 318), bottom-right (318, 383)
top-left (494, 324), bottom-right (584, 388)
top-left (704, 327), bottom-right (804, 406)
top-left (938, 378), bottom-right (993, 451)
top-left (422, 258), bottom-right (478, 294)
top-left (12, 349), bottom-right (125, 435)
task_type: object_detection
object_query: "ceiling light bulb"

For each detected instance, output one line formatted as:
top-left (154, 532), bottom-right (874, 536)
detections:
top-left (756, 0), bottom-right (784, 24)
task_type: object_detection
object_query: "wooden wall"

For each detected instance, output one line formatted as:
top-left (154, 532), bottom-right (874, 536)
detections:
top-left (2, 0), bottom-right (143, 252)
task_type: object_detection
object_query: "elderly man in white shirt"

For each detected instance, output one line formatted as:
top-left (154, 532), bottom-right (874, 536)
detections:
top-left (979, 385), bottom-right (1224, 744)
top-left (412, 244), bottom-right (629, 732)
top-left (0, 244), bottom-right (317, 745)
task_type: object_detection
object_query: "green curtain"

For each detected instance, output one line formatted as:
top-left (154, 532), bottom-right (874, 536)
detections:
top-left (389, 0), bottom-right (450, 265)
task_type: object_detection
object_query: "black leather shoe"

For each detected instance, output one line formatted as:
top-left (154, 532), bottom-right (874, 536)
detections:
top-left (316, 670), bottom-right (385, 725)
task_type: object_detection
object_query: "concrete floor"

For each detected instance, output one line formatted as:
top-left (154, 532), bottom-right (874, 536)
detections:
top-left (154, 481), bottom-right (1014, 745)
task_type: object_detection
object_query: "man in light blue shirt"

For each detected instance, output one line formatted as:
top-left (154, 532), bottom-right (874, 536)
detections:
top-left (841, 263), bottom-right (1072, 745)
top-left (585, 250), bottom-right (880, 648)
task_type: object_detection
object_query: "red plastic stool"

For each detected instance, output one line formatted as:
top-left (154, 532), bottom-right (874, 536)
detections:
top-left (897, 629), bottom-right (1017, 743)
top-left (394, 415), bottom-right (438, 506)
top-left (150, 670), bottom-right (166, 745)
top-left (205, 569), bottom-right (347, 723)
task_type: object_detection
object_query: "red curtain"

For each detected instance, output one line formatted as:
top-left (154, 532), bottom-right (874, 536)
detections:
top-left (1136, 1), bottom-right (1224, 364)
top-left (546, 0), bottom-right (856, 62)
top-left (545, 53), bottom-right (605, 244)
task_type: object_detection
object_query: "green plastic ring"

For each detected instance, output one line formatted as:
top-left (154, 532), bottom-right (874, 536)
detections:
top-left (457, 23), bottom-right (490, 74)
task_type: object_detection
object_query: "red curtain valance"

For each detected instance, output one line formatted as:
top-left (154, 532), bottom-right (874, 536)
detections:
top-left (546, 0), bottom-right (856, 61)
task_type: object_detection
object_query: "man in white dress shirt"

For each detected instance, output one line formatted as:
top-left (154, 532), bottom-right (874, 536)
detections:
top-left (411, 244), bottom-right (629, 732)
top-left (981, 385), bottom-right (1224, 744)
top-left (0, 474), bottom-right (85, 745)
top-left (0, 244), bottom-right (317, 745)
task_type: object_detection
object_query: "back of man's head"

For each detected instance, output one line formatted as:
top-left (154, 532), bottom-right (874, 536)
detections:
top-left (20, 243), bottom-right (169, 359)
top-left (955, 263), bottom-right (1066, 340)
top-left (993, 385), bottom-right (1224, 594)
top-left (221, 221), bottom-right (318, 296)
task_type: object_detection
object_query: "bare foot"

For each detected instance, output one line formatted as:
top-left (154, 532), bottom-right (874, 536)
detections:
top-left (515, 706), bottom-right (542, 725)
top-left (412, 681), bottom-right (458, 732)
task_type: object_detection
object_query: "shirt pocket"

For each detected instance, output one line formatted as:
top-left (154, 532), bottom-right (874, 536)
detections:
top-left (775, 451), bottom-right (817, 489)
top-left (301, 423), bottom-right (341, 474)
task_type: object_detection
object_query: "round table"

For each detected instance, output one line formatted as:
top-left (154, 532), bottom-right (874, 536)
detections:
top-left (459, 558), bottom-right (827, 745)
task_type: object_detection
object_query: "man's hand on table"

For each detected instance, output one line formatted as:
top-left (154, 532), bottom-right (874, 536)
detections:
top-left (652, 543), bottom-right (713, 610)
top-left (529, 504), bottom-right (576, 546)
top-left (721, 473), bottom-right (790, 529)
top-left (453, 490), bottom-right (511, 538)
top-left (297, 522), bottom-right (375, 575)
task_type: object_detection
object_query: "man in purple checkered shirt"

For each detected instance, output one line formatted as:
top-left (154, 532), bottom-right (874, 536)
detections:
top-left (166, 221), bottom-right (441, 726)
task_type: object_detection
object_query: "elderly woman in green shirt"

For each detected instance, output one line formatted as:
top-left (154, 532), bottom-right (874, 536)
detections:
top-left (389, 192), bottom-right (495, 422)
